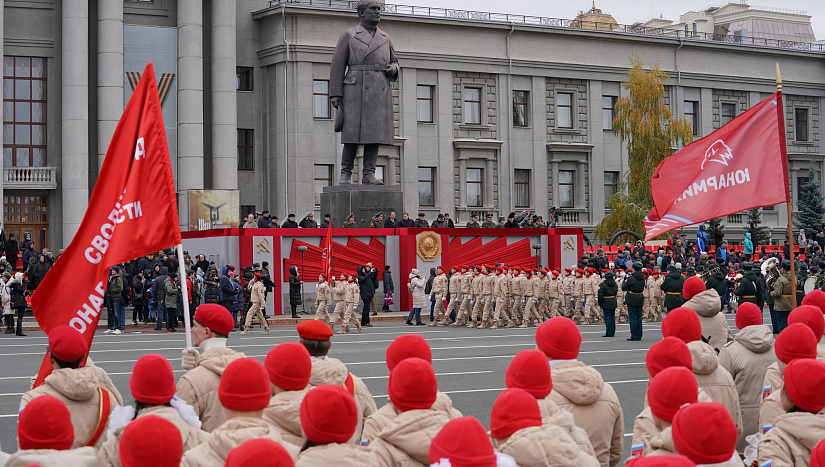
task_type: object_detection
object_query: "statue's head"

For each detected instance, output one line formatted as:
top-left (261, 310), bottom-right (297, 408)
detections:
top-left (357, 0), bottom-right (382, 26)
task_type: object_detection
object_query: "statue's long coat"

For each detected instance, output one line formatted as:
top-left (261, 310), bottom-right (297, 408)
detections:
top-left (329, 25), bottom-right (399, 145)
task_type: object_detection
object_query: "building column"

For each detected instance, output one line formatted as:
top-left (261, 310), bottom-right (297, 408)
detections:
top-left (211, 0), bottom-right (237, 189)
top-left (178, 0), bottom-right (205, 229)
top-left (62, 0), bottom-right (89, 245)
top-left (97, 0), bottom-right (123, 171)
top-left (0, 0), bottom-right (4, 224)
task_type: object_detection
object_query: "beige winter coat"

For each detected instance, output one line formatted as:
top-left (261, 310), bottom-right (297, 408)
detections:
top-left (683, 289), bottom-right (732, 352)
top-left (309, 357), bottom-right (377, 444)
top-left (634, 390), bottom-right (712, 455)
top-left (688, 340), bottom-right (743, 437)
top-left (368, 408), bottom-right (451, 466)
top-left (262, 388), bottom-right (308, 447)
top-left (763, 362), bottom-right (783, 396)
top-left (718, 324), bottom-right (776, 452)
top-left (3, 447), bottom-right (99, 467)
top-left (19, 366), bottom-right (116, 449)
top-left (548, 361), bottom-right (624, 467)
top-left (98, 405), bottom-right (208, 467)
top-left (180, 416), bottom-right (299, 467)
top-left (759, 390), bottom-right (787, 427)
top-left (646, 427), bottom-right (676, 456)
top-left (175, 346), bottom-right (246, 433)
top-left (758, 412), bottom-right (825, 466)
top-left (497, 425), bottom-right (601, 467)
top-left (538, 397), bottom-right (596, 458)
top-left (295, 443), bottom-right (379, 467)
top-left (362, 391), bottom-right (462, 442)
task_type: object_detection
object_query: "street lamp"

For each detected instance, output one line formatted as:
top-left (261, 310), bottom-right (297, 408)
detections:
top-left (297, 245), bottom-right (307, 314)
top-left (532, 243), bottom-right (542, 268)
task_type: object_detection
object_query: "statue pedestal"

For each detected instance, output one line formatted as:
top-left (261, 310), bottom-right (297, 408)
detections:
top-left (321, 185), bottom-right (404, 228)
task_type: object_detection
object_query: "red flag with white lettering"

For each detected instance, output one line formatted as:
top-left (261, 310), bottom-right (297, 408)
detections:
top-left (31, 63), bottom-right (180, 387)
top-left (643, 92), bottom-right (789, 241)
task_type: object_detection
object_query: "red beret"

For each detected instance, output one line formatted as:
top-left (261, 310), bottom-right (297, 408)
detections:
top-left (193, 304), bottom-right (235, 336)
top-left (646, 337), bottom-right (693, 377)
top-left (265, 342), bottom-right (311, 391)
top-left (802, 289), bottom-right (825, 315)
top-left (812, 439), bottom-right (825, 467)
top-left (130, 354), bottom-right (176, 405)
top-left (48, 325), bottom-right (88, 362)
top-left (661, 308), bottom-right (702, 343)
top-left (672, 402), bottom-right (737, 464)
top-left (428, 417), bottom-right (497, 467)
top-left (535, 317), bottom-right (581, 360)
top-left (775, 323), bottom-right (818, 364)
top-left (254, 272), bottom-right (263, 279)
top-left (788, 305), bottom-right (825, 341)
top-left (297, 319), bottom-right (334, 341)
top-left (784, 358), bottom-right (825, 413)
top-left (226, 439), bottom-right (295, 467)
top-left (18, 395), bottom-right (74, 451)
top-left (389, 358), bottom-right (437, 413)
top-left (625, 455), bottom-right (696, 467)
top-left (489, 388), bottom-right (542, 439)
top-left (301, 385), bottom-right (357, 444)
top-left (647, 367), bottom-right (698, 422)
top-left (735, 302), bottom-right (763, 330)
top-left (682, 276), bottom-right (706, 300)
top-left (218, 358), bottom-right (271, 412)
top-left (386, 334), bottom-right (432, 371)
top-left (505, 350), bottom-right (552, 399)
top-left (120, 415), bottom-right (183, 467)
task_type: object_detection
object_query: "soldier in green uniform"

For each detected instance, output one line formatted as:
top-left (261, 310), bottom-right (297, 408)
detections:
top-left (598, 271), bottom-right (618, 338)
top-left (660, 264), bottom-right (685, 313)
top-left (622, 262), bottom-right (646, 341)
top-left (465, 214), bottom-right (480, 228)
top-left (481, 214), bottom-right (496, 228)
top-left (769, 259), bottom-right (793, 333)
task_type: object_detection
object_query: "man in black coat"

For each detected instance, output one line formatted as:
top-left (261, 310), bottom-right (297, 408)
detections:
top-left (282, 214), bottom-right (299, 228)
top-left (382, 265), bottom-right (394, 311)
top-left (622, 262), bottom-right (646, 341)
top-left (3, 234), bottom-right (19, 270)
top-left (384, 211), bottom-right (400, 229)
top-left (357, 265), bottom-right (376, 326)
top-left (398, 212), bottom-right (415, 228)
top-left (660, 264), bottom-right (685, 312)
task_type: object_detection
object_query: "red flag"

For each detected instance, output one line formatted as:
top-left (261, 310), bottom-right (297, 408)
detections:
top-left (643, 92), bottom-right (789, 241)
top-left (31, 63), bottom-right (180, 386)
top-left (321, 223), bottom-right (333, 284)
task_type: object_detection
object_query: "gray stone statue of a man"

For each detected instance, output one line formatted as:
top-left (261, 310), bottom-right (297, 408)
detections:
top-left (329, 0), bottom-right (399, 185)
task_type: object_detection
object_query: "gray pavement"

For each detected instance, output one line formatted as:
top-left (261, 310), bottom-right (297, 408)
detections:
top-left (0, 312), bottom-right (746, 458)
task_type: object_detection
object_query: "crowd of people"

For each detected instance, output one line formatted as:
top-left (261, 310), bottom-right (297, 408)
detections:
top-left (6, 297), bottom-right (825, 466)
top-left (240, 210), bottom-right (552, 229)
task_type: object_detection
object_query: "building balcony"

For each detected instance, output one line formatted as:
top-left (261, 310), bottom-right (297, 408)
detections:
top-left (3, 167), bottom-right (57, 190)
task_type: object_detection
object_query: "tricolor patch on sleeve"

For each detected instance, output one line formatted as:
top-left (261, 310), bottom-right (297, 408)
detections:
top-left (762, 386), bottom-right (772, 401)
top-left (760, 461), bottom-right (772, 467)
top-left (762, 424), bottom-right (772, 434)
top-left (631, 444), bottom-right (644, 457)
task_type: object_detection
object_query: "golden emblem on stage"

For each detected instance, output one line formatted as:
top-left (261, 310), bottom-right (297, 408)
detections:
top-left (563, 237), bottom-right (575, 251)
top-left (417, 232), bottom-right (441, 262)
top-left (256, 238), bottom-right (271, 254)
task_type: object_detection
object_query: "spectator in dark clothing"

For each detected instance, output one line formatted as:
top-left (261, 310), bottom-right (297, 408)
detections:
top-left (136, 254), bottom-right (156, 274)
top-left (384, 211), bottom-right (399, 228)
top-left (425, 267), bottom-right (436, 321)
top-left (431, 214), bottom-right (447, 228)
top-left (504, 212), bottom-right (519, 228)
top-left (194, 254), bottom-right (210, 274)
top-left (152, 266), bottom-right (169, 331)
top-left (398, 212), bottom-right (415, 228)
top-left (320, 214), bottom-right (334, 228)
top-left (257, 210), bottom-right (274, 228)
top-left (358, 265), bottom-right (376, 326)
top-left (8, 272), bottom-right (26, 336)
top-left (288, 265), bottom-right (301, 318)
top-left (413, 213), bottom-right (429, 228)
top-left (443, 214), bottom-right (455, 228)
top-left (299, 212), bottom-right (318, 228)
top-left (382, 265), bottom-right (394, 312)
top-left (19, 233), bottom-right (33, 253)
top-left (282, 214), bottom-right (299, 228)
top-left (132, 271), bottom-right (147, 324)
top-left (219, 266), bottom-right (236, 324)
top-left (203, 267), bottom-right (220, 304)
top-left (21, 244), bottom-right (37, 267)
top-left (29, 255), bottom-right (50, 291)
top-left (713, 224), bottom-right (724, 249)
top-left (367, 262), bottom-right (380, 316)
top-left (3, 234), bottom-right (19, 270)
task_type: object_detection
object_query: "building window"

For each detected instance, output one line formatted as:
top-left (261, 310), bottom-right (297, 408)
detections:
top-left (795, 108), bottom-right (809, 142)
top-left (514, 169), bottom-right (530, 208)
top-left (375, 165), bottom-right (385, 184)
top-left (236, 67), bottom-right (253, 91)
top-left (3, 56), bottom-right (46, 167)
top-left (685, 101), bottom-right (699, 135)
top-left (513, 90), bottom-right (529, 127)
top-left (558, 170), bottom-right (574, 208)
top-left (721, 103), bottom-right (736, 126)
top-left (463, 87), bottom-right (482, 125)
top-left (602, 96), bottom-right (617, 131)
top-left (557, 92), bottom-right (573, 129)
top-left (237, 129), bottom-right (253, 170)
top-left (417, 85), bottom-right (434, 123)
top-left (466, 168), bottom-right (483, 207)
top-left (604, 171), bottom-right (619, 207)
top-left (312, 80), bottom-right (330, 119)
top-left (418, 167), bottom-right (435, 207)
top-left (313, 164), bottom-right (333, 206)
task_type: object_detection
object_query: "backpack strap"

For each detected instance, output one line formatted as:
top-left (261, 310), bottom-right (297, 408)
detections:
top-left (342, 372), bottom-right (356, 397)
top-left (86, 387), bottom-right (112, 447)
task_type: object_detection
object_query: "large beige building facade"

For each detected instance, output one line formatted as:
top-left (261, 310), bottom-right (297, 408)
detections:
top-left (1, 0), bottom-right (823, 250)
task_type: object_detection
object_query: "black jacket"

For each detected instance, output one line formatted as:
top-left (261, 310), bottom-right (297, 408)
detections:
top-left (398, 219), bottom-right (415, 228)
top-left (9, 279), bottom-right (26, 309)
top-left (661, 270), bottom-right (686, 309)
top-left (203, 270), bottom-right (220, 303)
top-left (622, 271), bottom-right (646, 307)
top-left (358, 267), bottom-right (376, 300)
top-left (598, 277), bottom-right (618, 310)
top-left (383, 271), bottom-right (394, 293)
top-left (282, 219), bottom-right (299, 229)
top-left (384, 218), bottom-right (400, 228)
top-left (413, 219), bottom-right (429, 228)
top-left (4, 239), bottom-right (19, 264)
top-left (299, 217), bottom-right (318, 228)
top-left (288, 266), bottom-right (302, 305)
top-left (705, 271), bottom-right (726, 299)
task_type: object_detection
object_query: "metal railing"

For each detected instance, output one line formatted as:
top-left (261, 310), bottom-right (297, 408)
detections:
top-left (267, 0), bottom-right (825, 52)
top-left (3, 166), bottom-right (57, 188)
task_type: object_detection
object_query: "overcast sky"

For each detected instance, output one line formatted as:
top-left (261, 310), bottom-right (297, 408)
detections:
top-left (398, 0), bottom-right (824, 41)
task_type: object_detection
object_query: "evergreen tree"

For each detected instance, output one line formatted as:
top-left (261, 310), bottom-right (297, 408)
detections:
top-left (593, 56), bottom-right (693, 243)
top-left (745, 208), bottom-right (770, 246)
top-left (794, 168), bottom-right (825, 237)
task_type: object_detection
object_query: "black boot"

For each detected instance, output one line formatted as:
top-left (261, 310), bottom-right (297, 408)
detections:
top-left (361, 144), bottom-right (384, 185)
top-left (339, 144), bottom-right (356, 185)
top-left (16, 315), bottom-right (25, 336)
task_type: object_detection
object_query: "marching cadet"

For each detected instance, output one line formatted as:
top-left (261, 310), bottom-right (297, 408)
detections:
top-left (180, 358), bottom-right (299, 466)
top-left (598, 271), bottom-right (618, 338)
top-left (642, 269), bottom-right (653, 322)
top-left (770, 259), bottom-right (794, 333)
top-left (717, 302), bottom-right (775, 453)
top-left (671, 403), bottom-right (740, 466)
top-left (582, 269), bottom-right (600, 325)
top-left (571, 268), bottom-right (585, 323)
top-left (492, 267), bottom-right (509, 329)
top-left (479, 265), bottom-right (497, 329)
top-left (652, 271), bottom-right (665, 318)
top-left (661, 264), bottom-right (686, 314)
top-left (262, 342), bottom-right (312, 447)
top-left (176, 305), bottom-right (244, 433)
top-left (562, 268), bottom-right (575, 318)
top-left (314, 274), bottom-right (332, 324)
top-left (468, 265), bottom-right (487, 328)
top-left (455, 265), bottom-right (473, 326)
top-left (760, 323), bottom-right (819, 426)
top-left (428, 265), bottom-right (448, 326)
top-left (544, 269), bottom-right (560, 319)
top-left (298, 320), bottom-right (377, 444)
top-left (758, 359), bottom-right (825, 466)
top-left (439, 266), bottom-right (461, 326)
top-left (240, 272), bottom-right (270, 335)
top-left (20, 325), bottom-right (118, 448)
top-left (682, 275), bottom-right (731, 352)
top-left (329, 273), bottom-right (348, 328)
top-left (520, 269), bottom-right (540, 327)
top-left (616, 268), bottom-right (628, 324)
top-left (338, 272), bottom-right (362, 334)
top-left (511, 268), bottom-right (526, 324)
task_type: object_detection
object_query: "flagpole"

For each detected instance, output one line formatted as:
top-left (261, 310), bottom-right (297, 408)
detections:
top-left (776, 63), bottom-right (798, 308)
top-left (176, 243), bottom-right (193, 349)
